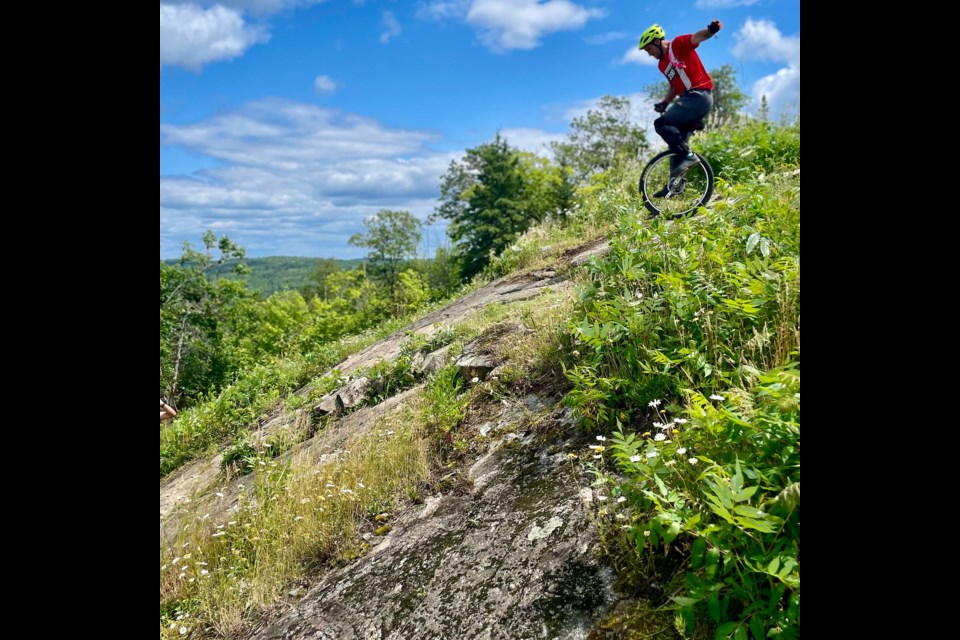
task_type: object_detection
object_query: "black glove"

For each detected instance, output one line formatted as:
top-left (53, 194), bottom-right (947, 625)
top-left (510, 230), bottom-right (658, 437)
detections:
top-left (708, 20), bottom-right (722, 34)
top-left (654, 101), bottom-right (668, 113)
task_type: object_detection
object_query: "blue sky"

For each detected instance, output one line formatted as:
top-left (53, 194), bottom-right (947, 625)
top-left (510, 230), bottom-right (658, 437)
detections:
top-left (160, 0), bottom-right (800, 259)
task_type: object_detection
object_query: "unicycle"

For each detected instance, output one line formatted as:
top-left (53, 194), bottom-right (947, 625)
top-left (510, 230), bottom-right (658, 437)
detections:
top-left (639, 122), bottom-right (714, 218)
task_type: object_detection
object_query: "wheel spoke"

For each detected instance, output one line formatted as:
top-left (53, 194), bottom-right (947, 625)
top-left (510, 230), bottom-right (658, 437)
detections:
top-left (640, 152), bottom-right (713, 217)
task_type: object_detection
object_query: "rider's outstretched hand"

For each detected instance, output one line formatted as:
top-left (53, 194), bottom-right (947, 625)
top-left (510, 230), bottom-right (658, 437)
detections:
top-left (654, 101), bottom-right (668, 113)
top-left (708, 20), bottom-right (722, 34)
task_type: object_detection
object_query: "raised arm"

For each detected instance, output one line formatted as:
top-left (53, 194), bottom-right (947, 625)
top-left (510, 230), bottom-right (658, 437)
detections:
top-left (691, 20), bottom-right (722, 45)
top-left (160, 399), bottom-right (177, 421)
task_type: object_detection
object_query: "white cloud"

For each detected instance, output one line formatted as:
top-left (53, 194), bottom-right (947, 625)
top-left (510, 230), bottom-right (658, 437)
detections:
top-left (160, 99), bottom-right (461, 257)
top-left (415, 0), bottom-right (471, 21)
top-left (732, 19), bottom-right (800, 117)
top-left (499, 128), bottom-right (567, 156)
top-left (381, 11), bottom-right (402, 44)
top-left (164, 1), bottom-right (330, 18)
top-left (584, 31), bottom-right (627, 45)
top-left (620, 46), bottom-right (656, 66)
top-left (416, 0), bottom-right (605, 51)
top-left (694, 0), bottom-right (761, 8)
top-left (753, 66), bottom-right (800, 119)
top-left (467, 0), bottom-right (606, 51)
top-left (314, 75), bottom-right (338, 94)
top-left (732, 18), bottom-right (800, 65)
top-left (160, 4), bottom-right (269, 71)
top-left (161, 99), bottom-right (438, 165)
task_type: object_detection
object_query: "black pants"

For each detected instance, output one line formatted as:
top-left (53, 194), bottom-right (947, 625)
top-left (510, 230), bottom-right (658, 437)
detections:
top-left (655, 89), bottom-right (713, 168)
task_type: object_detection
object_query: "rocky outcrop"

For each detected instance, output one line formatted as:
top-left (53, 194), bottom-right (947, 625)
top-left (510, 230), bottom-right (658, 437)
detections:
top-left (161, 238), bottom-right (616, 630)
top-left (248, 405), bottom-right (614, 640)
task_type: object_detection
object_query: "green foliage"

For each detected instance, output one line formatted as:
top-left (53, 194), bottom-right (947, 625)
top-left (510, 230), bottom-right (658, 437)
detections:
top-left (565, 167), bottom-right (800, 432)
top-left (221, 428), bottom-right (300, 475)
top-left (605, 373), bottom-right (800, 639)
top-left (551, 95), bottom-right (649, 183)
top-left (231, 290), bottom-right (312, 362)
top-left (159, 290), bottom-right (458, 478)
top-left (349, 209), bottom-right (423, 296)
top-left (365, 353), bottom-right (418, 406)
top-left (199, 256), bottom-right (362, 297)
top-left (421, 365), bottom-right (468, 454)
top-left (517, 151), bottom-right (575, 221)
top-left (221, 436), bottom-right (259, 475)
top-left (301, 258), bottom-right (344, 301)
top-left (160, 233), bottom-right (253, 403)
top-left (695, 118), bottom-right (801, 183)
top-left (707, 65), bottom-right (751, 124)
top-left (394, 269), bottom-right (429, 316)
top-left (160, 359), bottom-right (304, 475)
top-left (565, 122), bottom-right (800, 636)
top-left (410, 246), bottom-right (463, 299)
top-left (434, 133), bottom-right (558, 279)
top-left (302, 269), bottom-right (389, 346)
top-left (758, 95), bottom-right (770, 122)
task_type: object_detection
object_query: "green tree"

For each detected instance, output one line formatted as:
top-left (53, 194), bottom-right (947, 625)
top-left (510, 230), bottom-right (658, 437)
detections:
top-left (551, 95), bottom-right (648, 183)
top-left (758, 94), bottom-right (770, 122)
top-left (517, 151), bottom-right (575, 221)
top-left (159, 232), bottom-right (251, 404)
top-left (393, 269), bottom-right (429, 315)
top-left (349, 210), bottom-right (422, 294)
top-left (229, 290), bottom-right (312, 363)
top-left (411, 246), bottom-right (462, 299)
top-left (302, 258), bottom-right (341, 301)
top-left (554, 157), bottom-right (577, 220)
top-left (434, 133), bottom-right (540, 280)
top-left (303, 269), bottom-right (387, 344)
top-left (709, 64), bottom-right (750, 123)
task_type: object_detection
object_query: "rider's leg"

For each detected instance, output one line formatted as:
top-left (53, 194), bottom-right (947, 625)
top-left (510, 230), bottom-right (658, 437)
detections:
top-left (655, 90), bottom-right (713, 170)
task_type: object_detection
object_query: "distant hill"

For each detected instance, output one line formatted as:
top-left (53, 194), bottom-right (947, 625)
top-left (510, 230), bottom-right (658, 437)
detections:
top-left (164, 256), bottom-right (364, 296)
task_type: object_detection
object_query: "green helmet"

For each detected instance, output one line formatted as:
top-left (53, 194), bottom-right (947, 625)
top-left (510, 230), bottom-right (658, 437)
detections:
top-left (638, 24), bottom-right (666, 49)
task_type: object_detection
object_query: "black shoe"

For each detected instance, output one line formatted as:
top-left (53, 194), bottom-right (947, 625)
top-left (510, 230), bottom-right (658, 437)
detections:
top-left (670, 153), bottom-right (699, 177)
